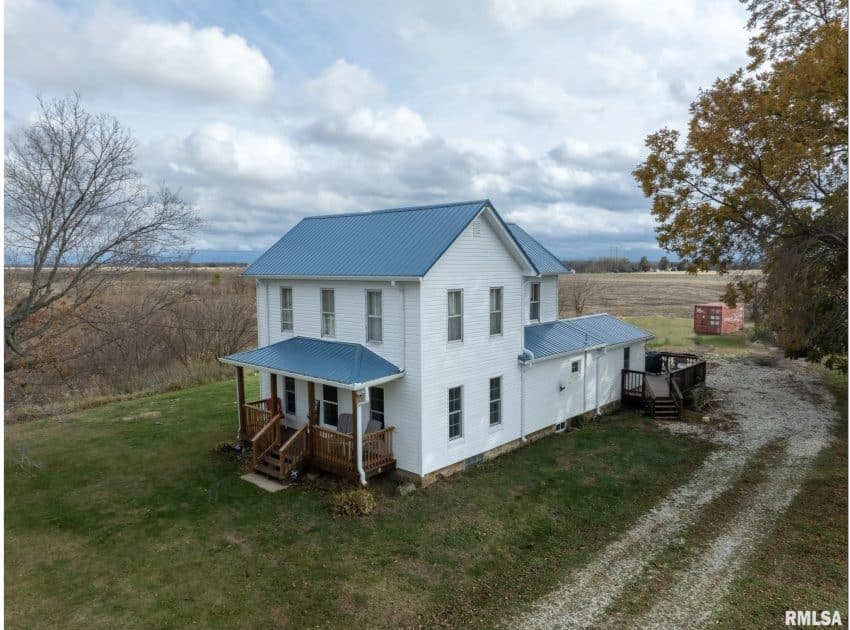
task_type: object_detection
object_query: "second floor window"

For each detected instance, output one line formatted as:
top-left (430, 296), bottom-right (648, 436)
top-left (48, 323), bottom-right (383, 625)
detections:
top-left (321, 289), bottom-right (335, 337)
top-left (280, 287), bottom-right (293, 331)
top-left (490, 287), bottom-right (502, 335)
top-left (529, 282), bottom-right (541, 321)
top-left (624, 347), bottom-right (630, 370)
top-left (448, 290), bottom-right (463, 341)
top-left (366, 290), bottom-right (382, 342)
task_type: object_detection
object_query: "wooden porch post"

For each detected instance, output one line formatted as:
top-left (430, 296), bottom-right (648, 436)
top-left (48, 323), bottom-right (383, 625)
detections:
top-left (235, 366), bottom-right (246, 440)
top-left (270, 373), bottom-right (279, 416)
top-left (308, 381), bottom-right (317, 425)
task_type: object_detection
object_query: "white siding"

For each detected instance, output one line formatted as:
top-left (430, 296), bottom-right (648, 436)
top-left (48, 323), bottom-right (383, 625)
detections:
top-left (522, 353), bottom-right (589, 433)
top-left (419, 212), bottom-right (525, 475)
top-left (522, 275), bottom-right (559, 325)
top-left (254, 278), bottom-right (424, 475)
top-left (522, 341), bottom-right (648, 432)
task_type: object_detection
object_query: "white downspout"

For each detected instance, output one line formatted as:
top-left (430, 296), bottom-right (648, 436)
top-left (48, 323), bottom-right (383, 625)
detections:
top-left (595, 350), bottom-right (602, 415)
top-left (520, 349), bottom-right (534, 442)
top-left (582, 349), bottom-right (588, 413)
top-left (354, 385), bottom-right (369, 486)
top-left (401, 285), bottom-right (407, 371)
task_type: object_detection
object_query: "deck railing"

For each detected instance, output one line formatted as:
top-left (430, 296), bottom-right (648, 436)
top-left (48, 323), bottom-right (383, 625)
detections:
top-left (310, 425), bottom-right (354, 473)
top-left (621, 369), bottom-right (646, 400)
top-left (243, 398), bottom-right (273, 438)
top-left (279, 424), bottom-right (309, 480)
top-left (363, 427), bottom-right (395, 471)
top-left (252, 414), bottom-right (281, 470)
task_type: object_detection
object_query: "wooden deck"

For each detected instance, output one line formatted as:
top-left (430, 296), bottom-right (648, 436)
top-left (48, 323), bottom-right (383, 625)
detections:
top-left (245, 402), bottom-right (396, 483)
top-left (621, 352), bottom-right (707, 420)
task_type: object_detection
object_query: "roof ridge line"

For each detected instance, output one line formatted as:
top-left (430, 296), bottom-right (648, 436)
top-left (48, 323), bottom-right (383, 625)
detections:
top-left (302, 199), bottom-right (489, 221)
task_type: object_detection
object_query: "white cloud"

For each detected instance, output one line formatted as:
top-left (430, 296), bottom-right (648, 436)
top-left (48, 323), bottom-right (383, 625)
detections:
top-left (6, 0), bottom-right (274, 104)
top-left (304, 59), bottom-right (386, 113)
top-left (490, 0), bottom-right (730, 37)
top-left (183, 123), bottom-right (306, 182)
top-left (108, 21), bottom-right (274, 104)
top-left (489, 79), bottom-right (584, 121)
top-left (303, 106), bottom-right (431, 151)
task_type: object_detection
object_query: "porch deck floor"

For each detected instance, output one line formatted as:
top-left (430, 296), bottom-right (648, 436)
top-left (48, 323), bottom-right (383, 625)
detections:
top-left (645, 374), bottom-right (670, 398)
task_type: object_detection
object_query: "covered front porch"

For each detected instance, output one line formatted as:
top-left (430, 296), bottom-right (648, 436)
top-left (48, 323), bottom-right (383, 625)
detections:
top-left (221, 336), bottom-right (403, 484)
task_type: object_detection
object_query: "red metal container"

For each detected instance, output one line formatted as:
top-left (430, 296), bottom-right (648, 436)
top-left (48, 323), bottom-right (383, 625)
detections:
top-left (693, 302), bottom-right (744, 335)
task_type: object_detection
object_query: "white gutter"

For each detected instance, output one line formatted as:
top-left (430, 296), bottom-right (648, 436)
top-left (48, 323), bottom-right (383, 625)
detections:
top-left (217, 359), bottom-right (405, 391)
top-left (355, 387), bottom-right (369, 486)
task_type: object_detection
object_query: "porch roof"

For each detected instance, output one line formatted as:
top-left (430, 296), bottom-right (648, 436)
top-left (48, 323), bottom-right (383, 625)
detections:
top-left (220, 337), bottom-right (403, 389)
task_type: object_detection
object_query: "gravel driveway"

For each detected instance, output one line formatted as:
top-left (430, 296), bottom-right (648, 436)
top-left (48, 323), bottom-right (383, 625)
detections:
top-left (512, 357), bottom-right (839, 629)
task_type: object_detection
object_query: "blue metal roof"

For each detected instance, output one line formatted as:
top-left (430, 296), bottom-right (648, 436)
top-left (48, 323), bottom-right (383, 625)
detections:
top-left (566, 313), bottom-right (655, 347)
top-left (524, 313), bottom-right (654, 359)
top-left (220, 337), bottom-right (402, 387)
top-left (506, 224), bottom-right (571, 274)
top-left (244, 200), bottom-right (489, 277)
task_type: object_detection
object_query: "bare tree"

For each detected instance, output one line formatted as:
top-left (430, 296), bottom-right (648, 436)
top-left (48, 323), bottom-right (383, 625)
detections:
top-left (562, 274), bottom-right (597, 315)
top-left (4, 95), bottom-right (200, 372)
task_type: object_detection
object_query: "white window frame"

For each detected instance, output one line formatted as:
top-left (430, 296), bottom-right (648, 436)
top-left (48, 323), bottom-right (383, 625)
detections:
top-left (489, 287), bottom-right (503, 336)
top-left (489, 376), bottom-right (502, 427)
top-left (529, 282), bottom-right (541, 322)
top-left (447, 289), bottom-right (463, 342)
top-left (321, 288), bottom-right (335, 338)
top-left (448, 386), bottom-right (463, 440)
top-left (280, 287), bottom-right (293, 332)
top-left (366, 290), bottom-right (383, 343)
top-left (623, 346), bottom-right (630, 370)
top-left (571, 360), bottom-right (581, 374)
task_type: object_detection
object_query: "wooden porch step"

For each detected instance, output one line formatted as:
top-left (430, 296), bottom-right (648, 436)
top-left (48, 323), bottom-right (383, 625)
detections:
top-left (255, 462), bottom-right (280, 477)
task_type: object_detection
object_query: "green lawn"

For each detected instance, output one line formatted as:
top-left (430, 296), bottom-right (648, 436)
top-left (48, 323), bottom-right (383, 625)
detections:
top-left (625, 316), bottom-right (750, 353)
top-left (5, 376), bottom-right (713, 629)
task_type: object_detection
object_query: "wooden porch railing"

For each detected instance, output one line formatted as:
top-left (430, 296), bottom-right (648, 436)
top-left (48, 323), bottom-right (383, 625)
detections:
top-left (243, 399), bottom-right (272, 438)
top-left (621, 369), bottom-right (646, 400)
top-left (310, 425), bottom-right (353, 473)
top-left (278, 423), bottom-right (309, 480)
top-left (363, 427), bottom-right (394, 471)
top-left (252, 414), bottom-right (281, 470)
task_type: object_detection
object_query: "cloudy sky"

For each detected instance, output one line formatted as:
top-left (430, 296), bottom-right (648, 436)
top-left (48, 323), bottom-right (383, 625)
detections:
top-left (5, 0), bottom-right (750, 260)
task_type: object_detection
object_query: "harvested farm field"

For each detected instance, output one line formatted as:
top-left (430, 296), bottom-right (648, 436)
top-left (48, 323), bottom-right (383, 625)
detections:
top-left (558, 271), bottom-right (761, 319)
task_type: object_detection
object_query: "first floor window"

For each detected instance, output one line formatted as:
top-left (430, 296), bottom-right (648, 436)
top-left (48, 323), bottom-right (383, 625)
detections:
top-left (366, 290), bottom-right (383, 342)
top-left (448, 386), bottom-right (463, 440)
top-left (571, 360), bottom-right (580, 374)
top-left (623, 347), bottom-right (630, 370)
top-left (489, 377), bottom-right (502, 426)
top-left (369, 386), bottom-right (384, 427)
top-left (284, 377), bottom-right (296, 414)
top-left (490, 287), bottom-right (503, 335)
top-left (321, 289), bottom-right (335, 337)
top-left (529, 282), bottom-right (541, 321)
top-left (280, 287), bottom-right (293, 331)
top-left (448, 290), bottom-right (463, 341)
top-left (322, 385), bottom-right (338, 427)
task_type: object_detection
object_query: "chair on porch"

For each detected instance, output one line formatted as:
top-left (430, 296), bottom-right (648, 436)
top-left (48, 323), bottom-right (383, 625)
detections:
top-left (337, 413), bottom-right (353, 434)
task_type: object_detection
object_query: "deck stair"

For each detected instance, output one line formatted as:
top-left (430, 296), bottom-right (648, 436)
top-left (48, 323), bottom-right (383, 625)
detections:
top-left (621, 352), bottom-right (707, 421)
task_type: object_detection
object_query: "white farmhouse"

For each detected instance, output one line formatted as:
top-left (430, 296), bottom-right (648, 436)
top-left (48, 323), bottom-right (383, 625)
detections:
top-left (220, 200), bottom-right (657, 486)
